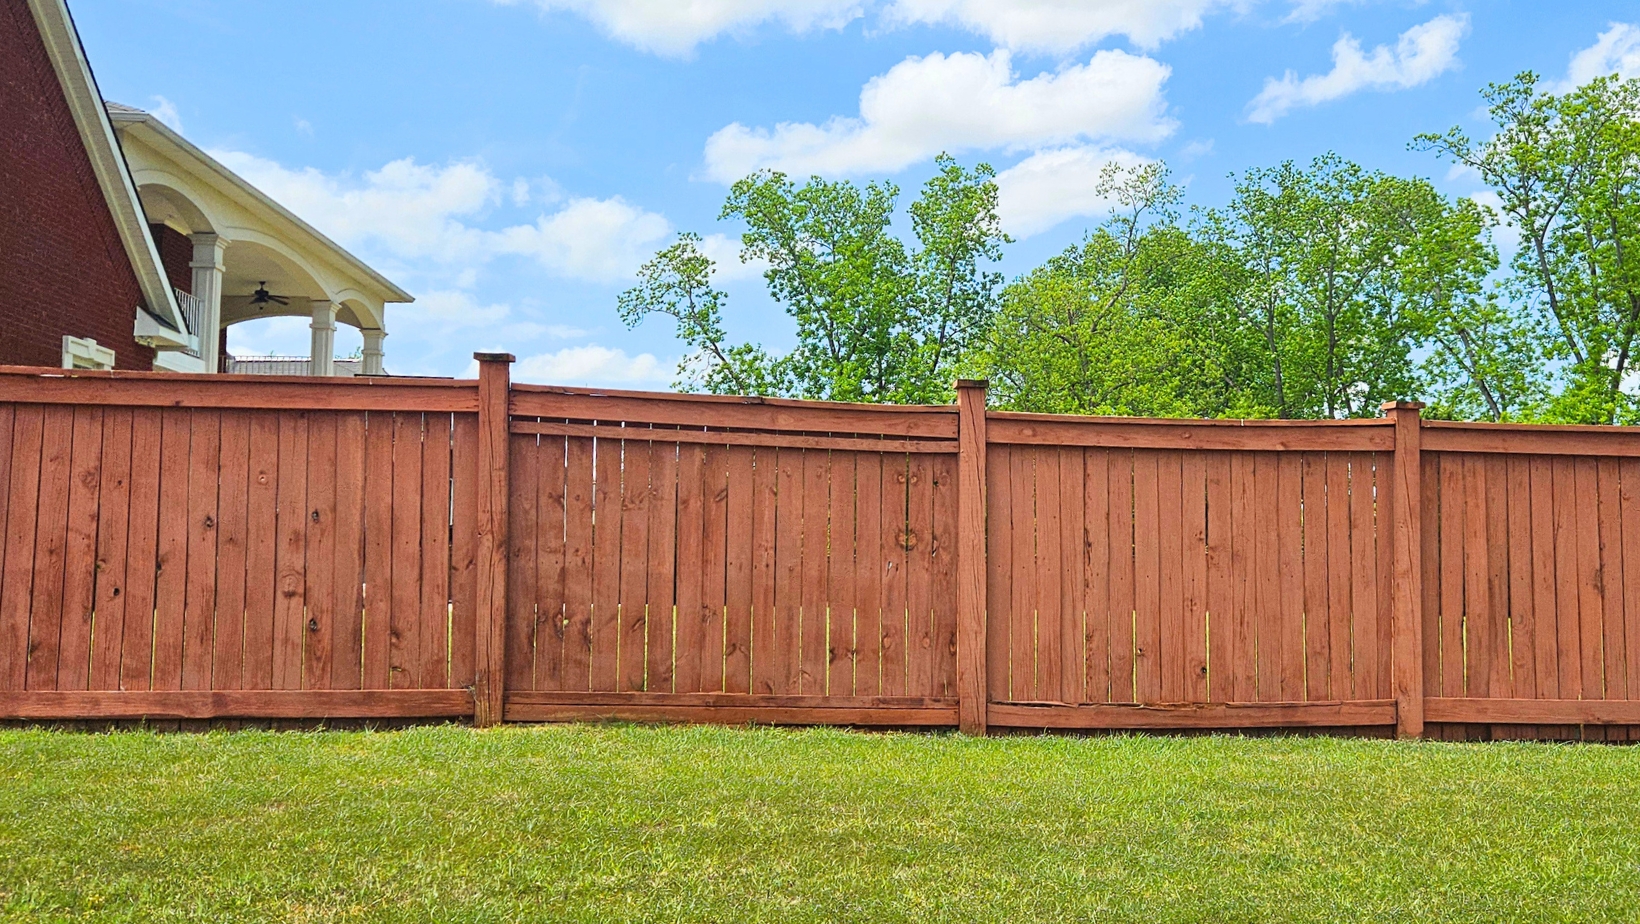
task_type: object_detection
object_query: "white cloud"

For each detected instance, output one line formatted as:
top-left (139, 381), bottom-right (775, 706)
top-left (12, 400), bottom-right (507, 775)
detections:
top-left (491, 196), bottom-right (671, 281)
top-left (492, 0), bottom-right (864, 56)
top-left (150, 95), bottom-right (183, 132)
top-left (209, 152), bottom-right (674, 282)
top-left (415, 289), bottom-right (514, 329)
top-left (1558, 22), bottom-right (1640, 92)
top-left (885, 0), bottom-right (1239, 53)
top-left (993, 145), bottom-right (1151, 238)
top-left (511, 345), bottom-right (673, 386)
top-left (1283, 0), bottom-right (1368, 24)
top-left (704, 48), bottom-right (1173, 181)
top-left (1246, 13), bottom-right (1467, 124)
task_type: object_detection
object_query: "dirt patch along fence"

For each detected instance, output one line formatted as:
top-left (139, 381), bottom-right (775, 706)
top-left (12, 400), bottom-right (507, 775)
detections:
top-left (3, 356), bottom-right (1640, 739)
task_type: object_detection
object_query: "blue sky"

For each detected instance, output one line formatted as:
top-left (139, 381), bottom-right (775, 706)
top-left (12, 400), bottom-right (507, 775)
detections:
top-left (72, 0), bottom-right (1640, 385)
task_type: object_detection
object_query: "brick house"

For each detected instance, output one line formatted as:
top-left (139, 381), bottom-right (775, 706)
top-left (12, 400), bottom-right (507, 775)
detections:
top-left (1, 0), bottom-right (412, 374)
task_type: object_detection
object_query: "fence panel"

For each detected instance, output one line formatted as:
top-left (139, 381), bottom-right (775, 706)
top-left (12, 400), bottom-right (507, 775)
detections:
top-left (1422, 445), bottom-right (1640, 740)
top-left (501, 388), bottom-right (961, 723)
top-left (983, 416), bottom-right (1397, 731)
top-left (0, 370), bottom-right (481, 720)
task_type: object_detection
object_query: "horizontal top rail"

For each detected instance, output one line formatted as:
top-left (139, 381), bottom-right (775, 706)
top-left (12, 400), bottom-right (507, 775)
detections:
top-left (986, 411), bottom-right (1395, 452)
top-left (509, 419), bottom-right (958, 454)
top-left (1422, 419), bottom-right (1640, 456)
top-left (0, 365), bottom-right (479, 412)
top-left (510, 385), bottom-right (959, 440)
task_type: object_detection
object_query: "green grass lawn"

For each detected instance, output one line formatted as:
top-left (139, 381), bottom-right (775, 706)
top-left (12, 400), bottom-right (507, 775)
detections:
top-left (3, 725), bottom-right (1638, 922)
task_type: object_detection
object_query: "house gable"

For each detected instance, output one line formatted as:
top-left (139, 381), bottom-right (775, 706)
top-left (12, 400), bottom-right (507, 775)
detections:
top-left (0, 0), bottom-right (154, 369)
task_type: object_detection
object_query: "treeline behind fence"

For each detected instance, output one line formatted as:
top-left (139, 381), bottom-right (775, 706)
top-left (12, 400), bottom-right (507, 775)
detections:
top-left (4, 356), bottom-right (1640, 740)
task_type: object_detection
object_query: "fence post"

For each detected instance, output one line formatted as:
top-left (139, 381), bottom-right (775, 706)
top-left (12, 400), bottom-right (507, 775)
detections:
top-left (1383, 400), bottom-right (1425, 739)
top-left (473, 352), bottom-right (514, 727)
top-left (955, 379), bottom-right (989, 736)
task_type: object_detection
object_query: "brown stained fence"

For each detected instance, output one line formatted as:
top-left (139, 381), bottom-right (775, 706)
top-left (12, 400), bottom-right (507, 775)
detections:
top-left (4, 358), bottom-right (1640, 739)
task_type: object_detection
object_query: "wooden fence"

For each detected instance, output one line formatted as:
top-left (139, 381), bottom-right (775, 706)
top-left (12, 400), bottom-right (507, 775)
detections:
top-left (3, 357), bottom-right (1640, 739)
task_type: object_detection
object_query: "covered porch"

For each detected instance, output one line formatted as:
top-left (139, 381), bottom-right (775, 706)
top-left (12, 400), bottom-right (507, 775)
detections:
top-left (108, 102), bottom-right (412, 375)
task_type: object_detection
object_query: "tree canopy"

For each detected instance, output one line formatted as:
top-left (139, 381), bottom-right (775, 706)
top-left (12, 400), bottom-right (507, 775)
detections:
top-left (620, 72), bottom-right (1640, 423)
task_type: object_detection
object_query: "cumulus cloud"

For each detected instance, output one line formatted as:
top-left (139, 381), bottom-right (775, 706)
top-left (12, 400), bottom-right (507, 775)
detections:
top-left (210, 152), bottom-right (674, 282)
top-left (1558, 22), bottom-right (1640, 91)
top-left (704, 48), bottom-right (1173, 181)
top-left (1246, 14), bottom-right (1467, 124)
top-left (511, 345), bottom-right (673, 386)
top-left (492, 0), bottom-right (864, 56)
top-left (885, 0), bottom-right (1239, 53)
top-left (149, 95), bottom-right (183, 132)
top-left (993, 145), bottom-right (1151, 238)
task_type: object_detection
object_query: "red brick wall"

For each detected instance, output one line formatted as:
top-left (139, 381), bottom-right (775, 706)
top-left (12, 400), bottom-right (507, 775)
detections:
top-left (150, 223), bottom-right (192, 295)
top-left (0, 0), bottom-right (155, 370)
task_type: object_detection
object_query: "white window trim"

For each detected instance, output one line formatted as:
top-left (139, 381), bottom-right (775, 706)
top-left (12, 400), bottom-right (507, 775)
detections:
top-left (62, 335), bottom-right (115, 370)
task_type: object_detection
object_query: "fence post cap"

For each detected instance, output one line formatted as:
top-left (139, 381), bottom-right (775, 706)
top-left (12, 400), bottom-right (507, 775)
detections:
top-left (473, 352), bottom-right (516, 363)
top-left (1381, 400), bottom-right (1425, 412)
top-left (955, 378), bottom-right (989, 389)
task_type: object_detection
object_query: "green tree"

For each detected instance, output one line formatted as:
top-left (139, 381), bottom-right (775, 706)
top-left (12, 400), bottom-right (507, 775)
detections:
top-left (622, 156), bottom-right (1006, 403)
top-left (984, 163), bottom-right (1243, 416)
top-left (1416, 73), bottom-right (1640, 423)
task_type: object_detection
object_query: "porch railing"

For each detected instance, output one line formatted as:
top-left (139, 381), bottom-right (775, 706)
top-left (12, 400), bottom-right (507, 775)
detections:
top-left (174, 287), bottom-right (207, 358)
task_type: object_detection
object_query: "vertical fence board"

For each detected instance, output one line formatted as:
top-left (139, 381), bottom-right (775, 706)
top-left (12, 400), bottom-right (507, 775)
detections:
top-left (1622, 460), bottom-right (1640, 706)
top-left (1597, 459), bottom-right (1626, 702)
top-left (386, 414), bottom-right (422, 689)
top-left (1132, 450), bottom-right (1162, 703)
top-left (57, 407), bottom-right (103, 692)
top-left (90, 408), bottom-right (133, 691)
top-left (798, 449), bottom-right (830, 696)
top-left (272, 413), bottom-right (310, 692)
top-left (671, 444), bottom-right (704, 694)
top-left (645, 440), bottom-right (676, 693)
top-left (1006, 448), bottom-right (1034, 701)
top-left (590, 432), bottom-right (623, 692)
top-left (210, 412), bottom-right (249, 690)
top-left (1083, 449), bottom-right (1111, 704)
top-left (983, 445), bottom-right (1009, 703)
top-left (1058, 447), bottom-right (1086, 705)
top-left (1349, 453), bottom-right (1381, 701)
top-left (1276, 454), bottom-right (1305, 702)
top-left (1155, 451), bottom-right (1183, 704)
top-left (333, 413), bottom-right (368, 690)
top-left (931, 452), bottom-right (959, 701)
top-left (1551, 458), bottom-right (1583, 701)
top-left (419, 415), bottom-right (452, 689)
top-left (303, 413), bottom-right (338, 691)
top-left (856, 452), bottom-right (885, 698)
top-left (1301, 453), bottom-right (1330, 701)
top-left (723, 445), bottom-right (753, 694)
top-left (773, 447), bottom-right (803, 695)
top-left (1034, 450), bottom-right (1063, 701)
top-left (1574, 459), bottom-right (1605, 702)
top-left (120, 409), bottom-right (162, 691)
top-left (1203, 452), bottom-right (1231, 703)
top-left (827, 451), bottom-right (858, 696)
top-left (148, 408), bottom-right (190, 693)
top-left (699, 446), bottom-right (729, 692)
top-left (1504, 456), bottom-right (1537, 707)
top-left (906, 453), bottom-right (935, 698)
top-left (750, 446), bottom-right (779, 695)
top-left (880, 453), bottom-right (908, 698)
top-left (360, 414), bottom-right (393, 690)
top-left (535, 433), bottom-right (568, 692)
top-left (561, 436), bottom-right (595, 693)
top-left (0, 405), bottom-right (14, 690)
top-left (1108, 450), bottom-right (1136, 703)
top-left (1462, 455), bottom-right (1491, 698)
top-left (1418, 454), bottom-right (1441, 705)
top-left (621, 438), bottom-right (655, 693)
top-left (1250, 452), bottom-right (1280, 702)
top-left (178, 410), bottom-right (219, 693)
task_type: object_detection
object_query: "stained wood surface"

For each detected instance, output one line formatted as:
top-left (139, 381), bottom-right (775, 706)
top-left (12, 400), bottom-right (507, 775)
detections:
top-left (6, 370), bottom-right (1640, 733)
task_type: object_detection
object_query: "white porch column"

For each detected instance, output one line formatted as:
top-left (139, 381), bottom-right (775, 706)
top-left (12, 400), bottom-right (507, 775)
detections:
top-left (309, 300), bottom-right (336, 376)
top-left (361, 328), bottom-right (386, 376)
top-left (189, 232), bottom-right (227, 372)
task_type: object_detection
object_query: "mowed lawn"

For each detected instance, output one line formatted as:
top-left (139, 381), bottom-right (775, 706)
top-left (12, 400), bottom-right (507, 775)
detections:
top-left (3, 725), bottom-right (1639, 922)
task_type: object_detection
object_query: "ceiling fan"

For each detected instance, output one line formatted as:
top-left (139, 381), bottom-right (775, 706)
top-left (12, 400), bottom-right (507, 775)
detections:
top-left (249, 282), bottom-right (290, 310)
